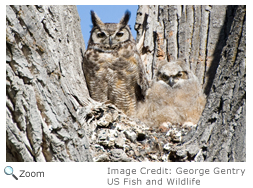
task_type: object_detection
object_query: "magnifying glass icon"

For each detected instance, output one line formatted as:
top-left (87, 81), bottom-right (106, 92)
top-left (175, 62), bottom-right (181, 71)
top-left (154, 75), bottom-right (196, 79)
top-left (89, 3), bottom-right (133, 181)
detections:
top-left (4, 166), bottom-right (18, 180)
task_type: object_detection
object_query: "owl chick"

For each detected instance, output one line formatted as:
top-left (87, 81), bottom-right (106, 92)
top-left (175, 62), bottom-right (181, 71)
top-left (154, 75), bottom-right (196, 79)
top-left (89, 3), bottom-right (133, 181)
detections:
top-left (137, 59), bottom-right (206, 127)
top-left (83, 10), bottom-right (149, 117)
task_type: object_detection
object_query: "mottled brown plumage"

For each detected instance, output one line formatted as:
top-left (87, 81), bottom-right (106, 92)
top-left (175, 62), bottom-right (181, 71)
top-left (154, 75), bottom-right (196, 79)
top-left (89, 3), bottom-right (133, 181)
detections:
top-left (83, 10), bottom-right (149, 117)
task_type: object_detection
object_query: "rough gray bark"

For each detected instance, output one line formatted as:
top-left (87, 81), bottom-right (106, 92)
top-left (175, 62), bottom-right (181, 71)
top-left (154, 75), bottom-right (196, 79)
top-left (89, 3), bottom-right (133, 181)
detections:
top-left (135, 5), bottom-right (246, 162)
top-left (6, 5), bottom-right (246, 162)
top-left (6, 5), bottom-right (93, 161)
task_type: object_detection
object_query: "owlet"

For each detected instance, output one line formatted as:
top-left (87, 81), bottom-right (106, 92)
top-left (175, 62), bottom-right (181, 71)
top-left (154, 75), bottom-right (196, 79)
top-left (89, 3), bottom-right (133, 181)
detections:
top-left (137, 59), bottom-right (206, 126)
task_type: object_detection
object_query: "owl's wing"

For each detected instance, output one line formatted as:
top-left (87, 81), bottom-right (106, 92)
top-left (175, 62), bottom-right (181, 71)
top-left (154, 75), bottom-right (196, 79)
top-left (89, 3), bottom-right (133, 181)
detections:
top-left (82, 52), bottom-right (108, 102)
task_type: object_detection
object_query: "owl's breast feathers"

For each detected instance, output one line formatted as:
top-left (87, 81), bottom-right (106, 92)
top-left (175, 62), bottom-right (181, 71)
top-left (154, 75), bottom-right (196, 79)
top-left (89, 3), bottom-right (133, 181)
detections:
top-left (85, 42), bottom-right (142, 76)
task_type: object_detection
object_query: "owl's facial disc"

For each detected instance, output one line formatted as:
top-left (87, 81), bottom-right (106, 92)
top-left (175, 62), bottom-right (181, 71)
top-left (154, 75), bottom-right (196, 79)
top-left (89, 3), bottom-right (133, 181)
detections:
top-left (92, 29), bottom-right (111, 48)
top-left (110, 28), bottom-right (130, 47)
top-left (158, 71), bottom-right (189, 87)
top-left (168, 71), bottom-right (189, 87)
top-left (92, 28), bottom-right (130, 49)
top-left (160, 74), bottom-right (175, 87)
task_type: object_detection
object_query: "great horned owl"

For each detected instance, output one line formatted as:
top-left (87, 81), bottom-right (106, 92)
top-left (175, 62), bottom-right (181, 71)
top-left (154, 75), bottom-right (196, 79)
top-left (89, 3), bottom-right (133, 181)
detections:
top-left (83, 10), bottom-right (149, 117)
top-left (137, 59), bottom-right (206, 126)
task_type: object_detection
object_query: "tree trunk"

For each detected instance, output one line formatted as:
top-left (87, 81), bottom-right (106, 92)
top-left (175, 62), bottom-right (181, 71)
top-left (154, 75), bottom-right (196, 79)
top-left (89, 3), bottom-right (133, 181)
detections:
top-left (6, 5), bottom-right (246, 162)
top-left (135, 5), bottom-right (246, 162)
top-left (6, 5), bottom-right (93, 162)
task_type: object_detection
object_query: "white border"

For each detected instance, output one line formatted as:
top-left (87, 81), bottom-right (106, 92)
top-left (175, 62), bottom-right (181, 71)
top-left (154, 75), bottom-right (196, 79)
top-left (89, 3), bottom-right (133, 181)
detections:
top-left (2, 2), bottom-right (251, 187)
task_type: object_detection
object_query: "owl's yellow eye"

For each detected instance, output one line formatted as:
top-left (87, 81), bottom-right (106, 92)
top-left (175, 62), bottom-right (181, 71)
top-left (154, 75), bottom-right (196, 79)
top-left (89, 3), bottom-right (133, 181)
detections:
top-left (177, 72), bottom-right (183, 77)
top-left (177, 71), bottom-right (188, 79)
top-left (97, 32), bottom-right (105, 38)
top-left (116, 32), bottom-right (124, 37)
top-left (162, 74), bottom-right (168, 80)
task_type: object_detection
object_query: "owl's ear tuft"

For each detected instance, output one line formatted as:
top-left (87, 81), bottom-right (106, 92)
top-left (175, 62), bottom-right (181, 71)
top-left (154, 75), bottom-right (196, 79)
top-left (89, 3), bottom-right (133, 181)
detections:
top-left (119, 10), bottom-right (131, 28)
top-left (91, 10), bottom-right (104, 27)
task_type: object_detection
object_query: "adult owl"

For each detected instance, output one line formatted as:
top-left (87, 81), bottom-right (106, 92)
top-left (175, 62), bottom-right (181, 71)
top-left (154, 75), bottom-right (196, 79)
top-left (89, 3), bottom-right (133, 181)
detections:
top-left (137, 59), bottom-right (206, 126)
top-left (83, 10), bottom-right (149, 117)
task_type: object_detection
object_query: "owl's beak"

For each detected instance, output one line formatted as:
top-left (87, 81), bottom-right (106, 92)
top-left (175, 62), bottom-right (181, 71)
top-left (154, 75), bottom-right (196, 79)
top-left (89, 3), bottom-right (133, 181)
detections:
top-left (109, 37), bottom-right (112, 47)
top-left (168, 77), bottom-right (175, 87)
